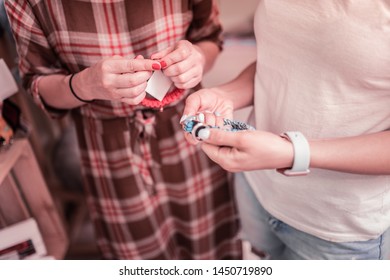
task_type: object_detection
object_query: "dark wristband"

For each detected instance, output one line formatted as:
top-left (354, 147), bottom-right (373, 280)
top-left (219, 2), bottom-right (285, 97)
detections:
top-left (69, 73), bottom-right (93, 103)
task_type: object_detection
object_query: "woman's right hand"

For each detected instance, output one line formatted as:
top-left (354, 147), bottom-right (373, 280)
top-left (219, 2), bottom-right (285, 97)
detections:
top-left (181, 87), bottom-right (234, 144)
top-left (182, 87), bottom-right (234, 122)
top-left (72, 55), bottom-right (161, 105)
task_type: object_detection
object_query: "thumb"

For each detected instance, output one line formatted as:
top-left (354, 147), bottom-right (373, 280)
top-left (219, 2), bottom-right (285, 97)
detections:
top-left (197, 127), bottom-right (243, 148)
top-left (181, 93), bottom-right (202, 122)
top-left (200, 141), bottom-right (237, 171)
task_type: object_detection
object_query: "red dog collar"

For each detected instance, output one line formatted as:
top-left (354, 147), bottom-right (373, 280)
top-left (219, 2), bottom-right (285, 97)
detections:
top-left (141, 88), bottom-right (185, 111)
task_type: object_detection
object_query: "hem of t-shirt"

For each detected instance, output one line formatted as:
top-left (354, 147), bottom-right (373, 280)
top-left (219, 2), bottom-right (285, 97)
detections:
top-left (243, 171), bottom-right (381, 243)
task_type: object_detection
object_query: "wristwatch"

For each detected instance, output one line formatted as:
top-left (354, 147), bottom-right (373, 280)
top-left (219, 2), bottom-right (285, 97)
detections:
top-left (277, 131), bottom-right (310, 176)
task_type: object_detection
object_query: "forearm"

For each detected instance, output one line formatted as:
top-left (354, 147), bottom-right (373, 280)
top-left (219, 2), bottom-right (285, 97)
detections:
top-left (38, 72), bottom-right (87, 109)
top-left (310, 131), bottom-right (390, 174)
top-left (194, 41), bottom-right (220, 73)
top-left (216, 62), bottom-right (256, 110)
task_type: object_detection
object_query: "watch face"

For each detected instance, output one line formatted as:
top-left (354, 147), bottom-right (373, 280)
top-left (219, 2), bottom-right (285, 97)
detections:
top-left (277, 131), bottom-right (310, 176)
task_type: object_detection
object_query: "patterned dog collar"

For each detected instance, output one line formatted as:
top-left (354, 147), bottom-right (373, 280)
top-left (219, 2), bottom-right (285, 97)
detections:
top-left (181, 114), bottom-right (255, 140)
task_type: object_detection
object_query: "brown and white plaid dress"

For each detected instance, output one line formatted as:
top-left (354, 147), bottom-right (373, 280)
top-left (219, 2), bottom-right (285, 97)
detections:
top-left (6, 0), bottom-right (242, 259)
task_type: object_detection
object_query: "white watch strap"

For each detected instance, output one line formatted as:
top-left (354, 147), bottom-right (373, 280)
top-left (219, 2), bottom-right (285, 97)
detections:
top-left (281, 131), bottom-right (310, 176)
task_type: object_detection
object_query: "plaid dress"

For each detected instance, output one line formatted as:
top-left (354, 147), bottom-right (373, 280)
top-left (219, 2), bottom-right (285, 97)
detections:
top-left (6, 0), bottom-right (242, 259)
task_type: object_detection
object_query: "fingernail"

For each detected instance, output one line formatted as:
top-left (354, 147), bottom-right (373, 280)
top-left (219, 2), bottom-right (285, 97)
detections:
top-left (160, 60), bottom-right (167, 68)
top-left (214, 111), bottom-right (221, 117)
top-left (198, 128), bottom-right (210, 140)
top-left (197, 113), bottom-right (205, 123)
top-left (152, 63), bottom-right (161, 70)
top-left (180, 115), bottom-right (188, 123)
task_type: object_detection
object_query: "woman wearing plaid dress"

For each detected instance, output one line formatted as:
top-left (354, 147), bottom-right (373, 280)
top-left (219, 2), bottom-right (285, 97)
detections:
top-left (5, 0), bottom-right (241, 259)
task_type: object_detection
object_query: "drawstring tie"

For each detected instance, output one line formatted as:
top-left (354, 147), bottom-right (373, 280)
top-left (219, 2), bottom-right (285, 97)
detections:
top-left (130, 109), bottom-right (160, 194)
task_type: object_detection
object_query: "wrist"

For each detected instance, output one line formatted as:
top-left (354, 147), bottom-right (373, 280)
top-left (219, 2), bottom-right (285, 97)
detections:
top-left (192, 44), bottom-right (206, 71)
top-left (68, 71), bottom-right (94, 103)
top-left (277, 131), bottom-right (311, 176)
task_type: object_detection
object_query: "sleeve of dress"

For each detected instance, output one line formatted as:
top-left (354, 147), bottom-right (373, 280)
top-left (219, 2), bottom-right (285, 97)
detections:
top-left (187, 0), bottom-right (223, 50)
top-left (5, 0), bottom-right (68, 117)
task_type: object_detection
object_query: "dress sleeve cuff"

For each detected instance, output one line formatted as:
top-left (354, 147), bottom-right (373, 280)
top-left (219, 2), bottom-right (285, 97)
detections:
top-left (30, 75), bottom-right (69, 118)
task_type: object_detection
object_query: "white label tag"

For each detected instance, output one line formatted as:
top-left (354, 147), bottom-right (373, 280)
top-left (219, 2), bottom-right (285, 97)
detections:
top-left (145, 70), bottom-right (173, 101)
top-left (0, 59), bottom-right (18, 101)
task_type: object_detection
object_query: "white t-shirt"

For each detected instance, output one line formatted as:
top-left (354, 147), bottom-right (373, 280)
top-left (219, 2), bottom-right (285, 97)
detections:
top-left (245, 0), bottom-right (390, 242)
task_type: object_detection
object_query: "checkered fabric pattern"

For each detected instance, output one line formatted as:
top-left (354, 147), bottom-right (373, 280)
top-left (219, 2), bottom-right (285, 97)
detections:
top-left (6, 0), bottom-right (241, 259)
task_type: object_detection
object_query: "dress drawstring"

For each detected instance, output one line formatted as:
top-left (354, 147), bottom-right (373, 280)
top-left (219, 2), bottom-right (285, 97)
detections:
top-left (129, 109), bottom-right (160, 194)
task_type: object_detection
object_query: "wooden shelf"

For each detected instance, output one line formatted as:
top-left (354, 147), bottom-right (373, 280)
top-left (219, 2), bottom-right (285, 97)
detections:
top-left (0, 139), bottom-right (69, 259)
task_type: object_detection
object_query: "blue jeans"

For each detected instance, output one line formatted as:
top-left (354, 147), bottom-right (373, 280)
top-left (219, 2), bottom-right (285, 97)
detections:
top-left (234, 172), bottom-right (390, 260)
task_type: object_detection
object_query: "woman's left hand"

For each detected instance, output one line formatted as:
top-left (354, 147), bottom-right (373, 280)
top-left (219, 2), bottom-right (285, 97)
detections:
top-left (197, 128), bottom-right (294, 173)
top-left (151, 40), bottom-right (206, 89)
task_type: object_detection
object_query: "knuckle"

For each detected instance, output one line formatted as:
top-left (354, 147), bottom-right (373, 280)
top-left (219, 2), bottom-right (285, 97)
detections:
top-left (174, 64), bottom-right (185, 74)
top-left (179, 40), bottom-right (192, 48)
top-left (128, 76), bottom-right (137, 87)
top-left (138, 82), bottom-right (148, 92)
top-left (100, 59), bottom-right (113, 72)
top-left (126, 61), bottom-right (135, 72)
top-left (100, 62), bottom-right (110, 73)
top-left (178, 47), bottom-right (190, 58)
top-left (176, 74), bottom-right (187, 84)
top-left (175, 41), bottom-right (191, 59)
top-left (101, 77), bottom-right (111, 89)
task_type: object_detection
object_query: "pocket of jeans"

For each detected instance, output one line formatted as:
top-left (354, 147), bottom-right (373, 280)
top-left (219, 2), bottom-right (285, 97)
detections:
top-left (268, 216), bottom-right (289, 233)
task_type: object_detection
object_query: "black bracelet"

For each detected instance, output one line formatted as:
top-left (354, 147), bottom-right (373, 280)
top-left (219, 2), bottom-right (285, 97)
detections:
top-left (69, 73), bottom-right (93, 103)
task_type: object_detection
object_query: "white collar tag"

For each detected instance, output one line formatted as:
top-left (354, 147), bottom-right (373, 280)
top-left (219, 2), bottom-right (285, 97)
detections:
top-left (145, 70), bottom-right (173, 101)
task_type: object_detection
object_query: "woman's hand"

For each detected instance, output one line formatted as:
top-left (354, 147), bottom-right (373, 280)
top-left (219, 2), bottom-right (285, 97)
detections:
top-left (151, 40), bottom-right (206, 89)
top-left (182, 87), bottom-right (234, 120)
top-left (72, 55), bottom-right (161, 105)
top-left (181, 87), bottom-right (235, 144)
top-left (197, 128), bottom-right (294, 173)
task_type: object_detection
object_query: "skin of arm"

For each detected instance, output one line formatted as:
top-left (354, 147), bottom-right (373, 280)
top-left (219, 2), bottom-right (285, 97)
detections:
top-left (193, 41), bottom-right (220, 74)
top-left (182, 62), bottom-right (256, 118)
top-left (38, 56), bottom-right (159, 109)
top-left (38, 39), bottom-right (220, 110)
top-left (199, 127), bottom-right (390, 175)
top-left (309, 131), bottom-right (390, 175)
top-left (182, 62), bottom-right (390, 175)
top-left (211, 62), bottom-right (256, 110)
